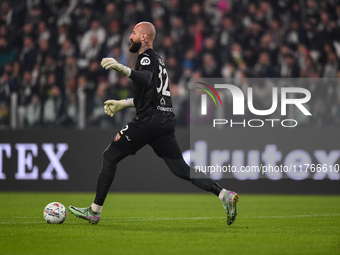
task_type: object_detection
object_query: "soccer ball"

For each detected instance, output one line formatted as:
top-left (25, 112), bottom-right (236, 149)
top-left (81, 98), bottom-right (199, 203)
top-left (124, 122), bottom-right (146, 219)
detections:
top-left (43, 202), bottom-right (67, 224)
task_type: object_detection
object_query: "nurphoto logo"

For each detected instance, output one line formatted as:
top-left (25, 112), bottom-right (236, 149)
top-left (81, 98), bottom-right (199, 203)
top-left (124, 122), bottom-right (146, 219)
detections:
top-left (196, 80), bottom-right (312, 128)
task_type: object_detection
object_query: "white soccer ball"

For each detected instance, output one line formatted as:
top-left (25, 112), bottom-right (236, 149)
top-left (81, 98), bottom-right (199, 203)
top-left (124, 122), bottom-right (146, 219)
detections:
top-left (43, 202), bottom-right (67, 224)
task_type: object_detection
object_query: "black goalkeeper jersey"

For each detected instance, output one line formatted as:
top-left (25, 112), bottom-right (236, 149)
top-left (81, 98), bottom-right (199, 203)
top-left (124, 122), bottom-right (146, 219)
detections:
top-left (131, 48), bottom-right (176, 128)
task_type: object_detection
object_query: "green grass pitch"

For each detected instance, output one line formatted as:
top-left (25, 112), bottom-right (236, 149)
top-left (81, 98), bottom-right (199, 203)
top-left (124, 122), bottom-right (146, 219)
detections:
top-left (0, 193), bottom-right (339, 255)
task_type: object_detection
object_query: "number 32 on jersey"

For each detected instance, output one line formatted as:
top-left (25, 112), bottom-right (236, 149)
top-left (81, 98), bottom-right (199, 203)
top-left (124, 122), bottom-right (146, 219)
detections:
top-left (157, 65), bottom-right (170, 97)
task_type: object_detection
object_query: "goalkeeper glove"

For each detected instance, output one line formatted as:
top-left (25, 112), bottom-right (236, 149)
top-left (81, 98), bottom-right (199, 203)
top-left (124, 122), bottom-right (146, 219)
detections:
top-left (101, 58), bottom-right (131, 77)
top-left (104, 98), bottom-right (134, 117)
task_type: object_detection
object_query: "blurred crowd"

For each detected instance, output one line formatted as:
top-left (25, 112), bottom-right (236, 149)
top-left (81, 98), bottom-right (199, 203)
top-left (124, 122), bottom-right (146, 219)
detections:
top-left (1, 0), bottom-right (340, 129)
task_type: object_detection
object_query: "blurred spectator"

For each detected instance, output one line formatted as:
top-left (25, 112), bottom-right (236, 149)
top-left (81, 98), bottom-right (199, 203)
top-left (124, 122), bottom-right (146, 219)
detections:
top-left (202, 37), bottom-right (223, 68)
top-left (300, 55), bottom-right (319, 77)
top-left (0, 101), bottom-right (9, 128)
top-left (64, 91), bottom-right (77, 126)
top-left (0, 72), bottom-right (10, 104)
top-left (64, 56), bottom-right (77, 92)
top-left (59, 39), bottom-right (75, 60)
top-left (227, 43), bottom-right (244, 67)
top-left (187, 3), bottom-right (206, 26)
top-left (277, 44), bottom-right (293, 66)
top-left (42, 85), bottom-right (65, 126)
top-left (116, 76), bottom-right (132, 100)
top-left (37, 21), bottom-right (50, 41)
top-left (0, 38), bottom-right (15, 67)
top-left (218, 16), bottom-right (235, 49)
top-left (284, 20), bottom-right (306, 51)
top-left (78, 36), bottom-right (102, 70)
top-left (36, 39), bottom-right (52, 66)
top-left (80, 19), bottom-right (106, 51)
top-left (322, 52), bottom-right (339, 78)
top-left (168, 0), bottom-right (184, 23)
top-left (253, 52), bottom-right (276, 78)
top-left (289, 2), bottom-right (302, 23)
top-left (319, 43), bottom-right (335, 66)
top-left (153, 18), bottom-right (165, 50)
top-left (0, 24), bottom-right (12, 45)
top-left (1, 2), bottom-right (14, 28)
top-left (306, 0), bottom-right (320, 27)
top-left (317, 12), bottom-right (339, 49)
top-left (88, 60), bottom-right (105, 83)
top-left (19, 36), bottom-right (36, 71)
top-left (269, 19), bottom-right (285, 48)
top-left (38, 55), bottom-right (56, 86)
top-left (105, 20), bottom-right (121, 50)
top-left (56, 2), bottom-right (73, 27)
top-left (57, 24), bottom-right (71, 47)
top-left (115, 76), bottom-right (133, 124)
top-left (178, 66), bottom-right (193, 92)
top-left (182, 48), bottom-right (197, 71)
top-left (3, 62), bottom-right (12, 75)
top-left (170, 16), bottom-right (185, 44)
top-left (277, 54), bottom-right (300, 78)
top-left (10, 61), bottom-right (21, 92)
top-left (26, 5), bottom-right (45, 27)
top-left (25, 94), bottom-right (41, 127)
top-left (74, 4), bottom-right (94, 41)
top-left (18, 71), bottom-right (36, 127)
top-left (77, 75), bottom-right (96, 116)
top-left (258, 33), bottom-right (278, 65)
top-left (296, 44), bottom-right (309, 70)
top-left (88, 82), bottom-right (111, 128)
top-left (121, 1), bottom-right (138, 28)
top-left (158, 36), bottom-right (177, 60)
top-left (169, 83), bottom-right (186, 119)
top-left (152, 1), bottom-right (166, 21)
top-left (166, 56), bottom-right (182, 84)
top-left (101, 3), bottom-right (120, 30)
top-left (201, 53), bottom-right (221, 78)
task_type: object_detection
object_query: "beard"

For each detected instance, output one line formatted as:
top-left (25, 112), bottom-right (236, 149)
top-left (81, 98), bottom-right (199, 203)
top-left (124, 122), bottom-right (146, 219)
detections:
top-left (129, 40), bottom-right (141, 53)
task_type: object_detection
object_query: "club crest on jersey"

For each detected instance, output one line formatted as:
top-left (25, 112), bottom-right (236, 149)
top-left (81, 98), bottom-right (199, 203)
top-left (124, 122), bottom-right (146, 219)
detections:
top-left (114, 133), bottom-right (121, 142)
top-left (140, 57), bottom-right (151, 65)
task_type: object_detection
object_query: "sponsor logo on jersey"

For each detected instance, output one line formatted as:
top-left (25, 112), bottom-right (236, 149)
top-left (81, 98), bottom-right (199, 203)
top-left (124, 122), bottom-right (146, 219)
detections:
top-left (114, 133), bottom-right (121, 142)
top-left (160, 97), bottom-right (166, 105)
top-left (140, 57), bottom-right (151, 65)
top-left (157, 106), bottom-right (173, 112)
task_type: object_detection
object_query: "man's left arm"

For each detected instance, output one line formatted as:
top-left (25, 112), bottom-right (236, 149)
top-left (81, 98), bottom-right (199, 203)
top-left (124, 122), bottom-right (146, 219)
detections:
top-left (101, 57), bottom-right (153, 86)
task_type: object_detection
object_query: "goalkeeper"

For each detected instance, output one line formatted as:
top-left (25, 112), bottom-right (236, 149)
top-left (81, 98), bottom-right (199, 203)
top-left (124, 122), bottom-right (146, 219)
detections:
top-left (69, 22), bottom-right (238, 225)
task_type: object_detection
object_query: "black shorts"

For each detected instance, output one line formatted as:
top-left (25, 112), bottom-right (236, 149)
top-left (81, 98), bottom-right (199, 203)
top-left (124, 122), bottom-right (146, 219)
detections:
top-left (110, 122), bottom-right (183, 159)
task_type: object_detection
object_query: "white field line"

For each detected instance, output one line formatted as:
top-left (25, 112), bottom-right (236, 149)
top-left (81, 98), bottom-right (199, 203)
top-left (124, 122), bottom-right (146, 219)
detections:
top-left (1, 214), bottom-right (340, 224)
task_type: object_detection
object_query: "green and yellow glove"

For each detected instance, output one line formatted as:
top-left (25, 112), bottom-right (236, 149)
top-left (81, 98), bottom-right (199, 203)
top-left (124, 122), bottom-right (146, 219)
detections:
top-left (101, 58), bottom-right (131, 77)
top-left (104, 98), bottom-right (134, 117)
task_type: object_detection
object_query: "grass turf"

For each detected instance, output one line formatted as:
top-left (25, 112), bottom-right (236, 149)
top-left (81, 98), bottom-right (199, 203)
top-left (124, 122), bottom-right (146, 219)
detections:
top-left (0, 193), bottom-right (339, 255)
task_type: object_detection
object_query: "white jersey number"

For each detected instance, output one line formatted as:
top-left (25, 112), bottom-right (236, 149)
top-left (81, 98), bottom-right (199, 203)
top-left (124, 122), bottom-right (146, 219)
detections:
top-left (119, 125), bottom-right (128, 135)
top-left (157, 65), bottom-right (170, 96)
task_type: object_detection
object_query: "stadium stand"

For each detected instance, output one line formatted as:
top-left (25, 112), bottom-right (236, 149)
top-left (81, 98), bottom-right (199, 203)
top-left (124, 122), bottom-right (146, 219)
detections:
top-left (0, 0), bottom-right (340, 128)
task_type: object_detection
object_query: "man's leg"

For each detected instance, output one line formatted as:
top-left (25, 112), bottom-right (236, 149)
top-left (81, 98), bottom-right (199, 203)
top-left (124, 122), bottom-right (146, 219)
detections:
top-left (150, 130), bottom-right (239, 225)
top-left (69, 123), bottom-right (148, 224)
top-left (69, 143), bottom-right (128, 224)
top-left (162, 156), bottom-right (239, 225)
top-left (162, 156), bottom-right (223, 195)
top-left (93, 143), bottom-right (128, 207)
